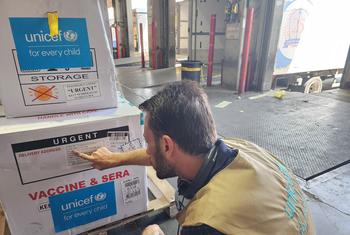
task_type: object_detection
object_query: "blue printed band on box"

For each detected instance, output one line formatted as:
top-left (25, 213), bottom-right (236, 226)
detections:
top-left (49, 182), bottom-right (117, 233)
top-left (9, 17), bottom-right (92, 70)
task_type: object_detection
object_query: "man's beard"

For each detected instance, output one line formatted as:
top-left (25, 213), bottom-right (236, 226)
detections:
top-left (154, 141), bottom-right (177, 179)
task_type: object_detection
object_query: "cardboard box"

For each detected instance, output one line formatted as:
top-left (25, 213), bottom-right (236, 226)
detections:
top-left (0, 102), bottom-right (148, 235)
top-left (0, 0), bottom-right (118, 117)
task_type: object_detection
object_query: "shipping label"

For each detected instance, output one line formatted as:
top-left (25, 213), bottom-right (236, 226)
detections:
top-left (11, 49), bottom-right (100, 106)
top-left (11, 126), bottom-right (132, 185)
top-left (65, 80), bottom-right (101, 100)
top-left (121, 177), bottom-right (142, 204)
top-left (120, 138), bottom-right (142, 152)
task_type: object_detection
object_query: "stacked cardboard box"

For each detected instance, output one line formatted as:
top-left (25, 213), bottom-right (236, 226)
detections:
top-left (0, 1), bottom-right (148, 234)
top-left (0, 0), bottom-right (118, 117)
top-left (0, 102), bottom-right (148, 235)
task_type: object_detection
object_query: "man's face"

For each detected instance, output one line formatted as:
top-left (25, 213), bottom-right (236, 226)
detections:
top-left (144, 114), bottom-right (177, 179)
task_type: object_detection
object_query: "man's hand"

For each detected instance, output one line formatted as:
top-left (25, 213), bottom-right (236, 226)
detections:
top-left (73, 147), bottom-right (121, 170)
top-left (73, 147), bottom-right (151, 170)
top-left (142, 224), bottom-right (165, 235)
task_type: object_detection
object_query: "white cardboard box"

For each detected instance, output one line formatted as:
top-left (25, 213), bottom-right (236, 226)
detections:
top-left (0, 102), bottom-right (147, 235)
top-left (0, 0), bottom-right (118, 117)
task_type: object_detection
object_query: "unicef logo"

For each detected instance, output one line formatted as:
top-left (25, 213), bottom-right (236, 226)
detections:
top-left (94, 192), bottom-right (107, 201)
top-left (64, 30), bottom-right (78, 42)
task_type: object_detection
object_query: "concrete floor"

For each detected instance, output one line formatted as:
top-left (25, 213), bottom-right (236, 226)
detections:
top-left (113, 66), bottom-right (350, 235)
top-left (302, 164), bottom-right (350, 235)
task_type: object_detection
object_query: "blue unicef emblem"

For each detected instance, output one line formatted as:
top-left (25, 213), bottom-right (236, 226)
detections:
top-left (9, 18), bottom-right (92, 70)
top-left (95, 192), bottom-right (107, 201)
top-left (49, 182), bottom-right (117, 233)
top-left (64, 30), bottom-right (78, 42)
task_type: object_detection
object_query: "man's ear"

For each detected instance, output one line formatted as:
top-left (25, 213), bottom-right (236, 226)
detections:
top-left (160, 135), bottom-right (175, 162)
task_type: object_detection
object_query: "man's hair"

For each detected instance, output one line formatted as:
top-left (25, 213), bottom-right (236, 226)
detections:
top-left (139, 81), bottom-right (217, 155)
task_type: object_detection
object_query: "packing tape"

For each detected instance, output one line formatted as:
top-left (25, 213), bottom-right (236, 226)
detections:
top-left (48, 11), bottom-right (59, 37)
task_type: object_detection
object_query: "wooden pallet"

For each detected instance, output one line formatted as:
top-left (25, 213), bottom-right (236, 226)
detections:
top-left (0, 166), bottom-right (176, 235)
top-left (0, 206), bottom-right (10, 235)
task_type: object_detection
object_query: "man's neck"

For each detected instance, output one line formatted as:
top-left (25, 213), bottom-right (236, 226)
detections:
top-left (174, 152), bottom-right (206, 181)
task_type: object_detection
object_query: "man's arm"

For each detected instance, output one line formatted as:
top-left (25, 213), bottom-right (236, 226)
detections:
top-left (141, 224), bottom-right (224, 235)
top-left (142, 224), bottom-right (164, 235)
top-left (181, 225), bottom-right (225, 235)
top-left (73, 147), bottom-right (151, 170)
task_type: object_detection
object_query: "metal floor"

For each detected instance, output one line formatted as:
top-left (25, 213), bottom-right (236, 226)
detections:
top-left (206, 88), bottom-right (350, 180)
top-left (119, 67), bottom-right (350, 180)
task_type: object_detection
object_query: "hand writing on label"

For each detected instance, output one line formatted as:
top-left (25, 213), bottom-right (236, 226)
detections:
top-left (73, 147), bottom-right (121, 170)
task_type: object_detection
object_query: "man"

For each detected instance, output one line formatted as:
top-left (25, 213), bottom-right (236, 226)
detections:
top-left (74, 81), bottom-right (314, 235)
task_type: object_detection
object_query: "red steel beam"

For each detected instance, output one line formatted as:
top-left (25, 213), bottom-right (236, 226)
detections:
top-left (115, 25), bottom-right (121, 59)
top-left (207, 14), bottom-right (216, 86)
top-left (140, 23), bottom-right (145, 68)
top-left (239, 8), bottom-right (254, 94)
top-left (151, 21), bottom-right (157, 69)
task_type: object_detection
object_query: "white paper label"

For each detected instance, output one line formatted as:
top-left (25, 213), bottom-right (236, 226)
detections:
top-left (65, 80), bottom-right (101, 100)
top-left (121, 177), bottom-right (142, 204)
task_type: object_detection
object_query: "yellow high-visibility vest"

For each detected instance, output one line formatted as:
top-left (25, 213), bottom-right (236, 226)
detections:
top-left (177, 138), bottom-right (315, 235)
